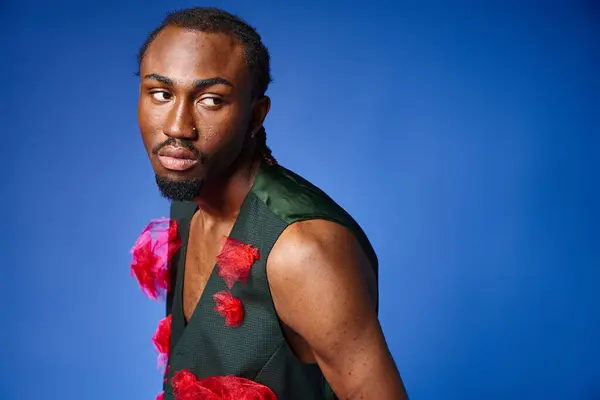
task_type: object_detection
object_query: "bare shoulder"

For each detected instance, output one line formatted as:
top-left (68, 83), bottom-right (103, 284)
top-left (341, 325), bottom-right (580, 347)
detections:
top-left (265, 219), bottom-right (407, 398)
top-left (267, 219), bottom-right (377, 310)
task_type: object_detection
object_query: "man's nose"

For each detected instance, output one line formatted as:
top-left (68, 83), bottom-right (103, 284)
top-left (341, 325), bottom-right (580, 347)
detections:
top-left (163, 99), bottom-right (197, 140)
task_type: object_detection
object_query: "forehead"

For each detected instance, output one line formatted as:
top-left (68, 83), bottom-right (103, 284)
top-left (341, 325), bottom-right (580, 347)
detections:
top-left (141, 26), bottom-right (250, 89)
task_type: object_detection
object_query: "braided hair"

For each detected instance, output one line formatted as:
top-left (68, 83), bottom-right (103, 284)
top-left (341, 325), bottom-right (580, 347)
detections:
top-left (254, 126), bottom-right (277, 165)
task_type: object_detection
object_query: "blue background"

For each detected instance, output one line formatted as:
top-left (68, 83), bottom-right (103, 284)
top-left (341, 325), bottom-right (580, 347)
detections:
top-left (3, 1), bottom-right (599, 399)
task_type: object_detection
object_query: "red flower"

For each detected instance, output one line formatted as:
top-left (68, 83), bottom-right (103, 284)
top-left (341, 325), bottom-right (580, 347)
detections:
top-left (130, 232), bottom-right (162, 299)
top-left (152, 314), bottom-right (172, 369)
top-left (130, 218), bottom-right (181, 300)
top-left (156, 392), bottom-right (164, 400)
top-left (172, 369), bottom-right (217, 400)
top-left (171, 369), bottom-right (278, 400)
top-left (213, 291), bottom-right (244, 327)
top-left (216, 238), bottom-right (259, 289)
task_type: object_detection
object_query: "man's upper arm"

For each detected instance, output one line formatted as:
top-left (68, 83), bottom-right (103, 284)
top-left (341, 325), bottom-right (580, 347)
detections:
top-left (267, 220), bottom-right (408, 400)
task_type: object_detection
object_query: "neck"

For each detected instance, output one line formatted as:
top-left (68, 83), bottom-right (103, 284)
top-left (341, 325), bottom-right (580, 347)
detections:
top-left (193, 145), bottom-right (262, 224)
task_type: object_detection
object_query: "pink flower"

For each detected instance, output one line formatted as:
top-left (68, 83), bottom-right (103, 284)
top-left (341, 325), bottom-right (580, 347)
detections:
top-left (130, 218), bottom-right (181, 300)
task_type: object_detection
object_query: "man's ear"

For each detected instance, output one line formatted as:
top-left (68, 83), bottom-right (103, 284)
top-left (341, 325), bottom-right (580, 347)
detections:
top-left (250, 96), bottom-right (271, 137)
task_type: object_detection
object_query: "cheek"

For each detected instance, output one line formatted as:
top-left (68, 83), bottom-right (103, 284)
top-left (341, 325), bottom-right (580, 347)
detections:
top-left (197, 116), bottom-right (248, 167)
top-left (139, 124), bottom-right (159, 155)
top-left (197, 124), bottom-right (235, 159)
top-left (198, 106), bottom-right (249, 148)
top-left (138, 106), bottom-right (167, 153)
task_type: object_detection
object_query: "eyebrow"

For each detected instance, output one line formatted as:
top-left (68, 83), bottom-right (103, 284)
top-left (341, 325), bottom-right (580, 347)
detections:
top-left (143, 73), bottom-right (234, 90)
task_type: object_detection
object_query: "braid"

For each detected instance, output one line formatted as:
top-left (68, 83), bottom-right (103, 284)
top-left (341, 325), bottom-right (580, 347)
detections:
top-left (254, 126), bottom-right (277, 165)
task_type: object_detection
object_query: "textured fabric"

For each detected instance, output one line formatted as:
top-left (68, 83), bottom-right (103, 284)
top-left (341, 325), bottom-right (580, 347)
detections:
top-left (164, 163), bottom-right (378, 400)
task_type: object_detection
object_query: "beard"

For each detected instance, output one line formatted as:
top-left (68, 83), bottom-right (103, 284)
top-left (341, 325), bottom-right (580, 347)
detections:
top-left (151, 137), bottom-right (207, 202)
top-left (155, 174), bottom-right (204, 202)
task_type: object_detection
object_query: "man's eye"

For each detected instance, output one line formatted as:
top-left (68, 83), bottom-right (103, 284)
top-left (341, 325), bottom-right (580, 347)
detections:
top-left (199, 97), bottom-right (223, 107)
top-left (150, 91), bottom-right (172, 101)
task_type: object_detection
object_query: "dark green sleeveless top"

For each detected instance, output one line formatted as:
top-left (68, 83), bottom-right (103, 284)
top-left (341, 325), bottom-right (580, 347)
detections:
top-left (164, 163), bottom-right (378, 400)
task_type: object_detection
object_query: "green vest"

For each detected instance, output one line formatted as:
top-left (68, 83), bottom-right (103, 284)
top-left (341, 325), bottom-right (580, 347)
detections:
top-left (164, 163), bottom-right (378, 400)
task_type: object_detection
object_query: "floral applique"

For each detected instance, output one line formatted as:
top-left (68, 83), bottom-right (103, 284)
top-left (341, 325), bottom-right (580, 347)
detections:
top-left (152, 314), bottom-right (172, 370)
top-left (216, 237), bottom-right (259, 289)
top-left (213, 290), bottom-right (245, 327)
top-left (171, 368), bottom-right (278, 400)
top-left (131, 218), bottom-right (276, 398)
top-left (130, 217), bottom-right (181, 300)
top-left (212, 238), bottom-right (260, 327)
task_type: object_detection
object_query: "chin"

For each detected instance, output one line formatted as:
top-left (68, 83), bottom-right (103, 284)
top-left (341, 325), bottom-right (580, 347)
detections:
top-left (155, 173), bottom-right (204, 202)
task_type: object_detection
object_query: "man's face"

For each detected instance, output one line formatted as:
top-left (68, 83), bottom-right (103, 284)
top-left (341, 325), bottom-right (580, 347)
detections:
top-left (138, 26), bottom-right (255, 201)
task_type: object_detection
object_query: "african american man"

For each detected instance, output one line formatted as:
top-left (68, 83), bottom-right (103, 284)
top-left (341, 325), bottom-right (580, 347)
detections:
top-left (136, 7), bottom-right (408, 400)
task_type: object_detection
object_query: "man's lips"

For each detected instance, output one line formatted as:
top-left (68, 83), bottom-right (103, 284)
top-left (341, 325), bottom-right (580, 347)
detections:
top-left (157, 146), bottom-right (199, 171)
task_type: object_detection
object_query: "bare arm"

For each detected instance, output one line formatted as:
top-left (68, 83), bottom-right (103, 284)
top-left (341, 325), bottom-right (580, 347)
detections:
top-left (268, 220), bottom-right (408, 399)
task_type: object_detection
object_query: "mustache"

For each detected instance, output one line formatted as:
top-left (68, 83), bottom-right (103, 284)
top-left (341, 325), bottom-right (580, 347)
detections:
top-left (152, 138), bottom-right (208, 163)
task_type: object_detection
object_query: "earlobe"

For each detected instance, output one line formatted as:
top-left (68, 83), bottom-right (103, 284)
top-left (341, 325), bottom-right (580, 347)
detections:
top-left (250, 96), bottom-right (271, 135)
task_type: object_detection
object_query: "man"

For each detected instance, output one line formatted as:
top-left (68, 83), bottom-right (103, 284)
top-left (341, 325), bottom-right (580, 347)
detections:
top-left (136, 7), bottom-right (408, 400)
